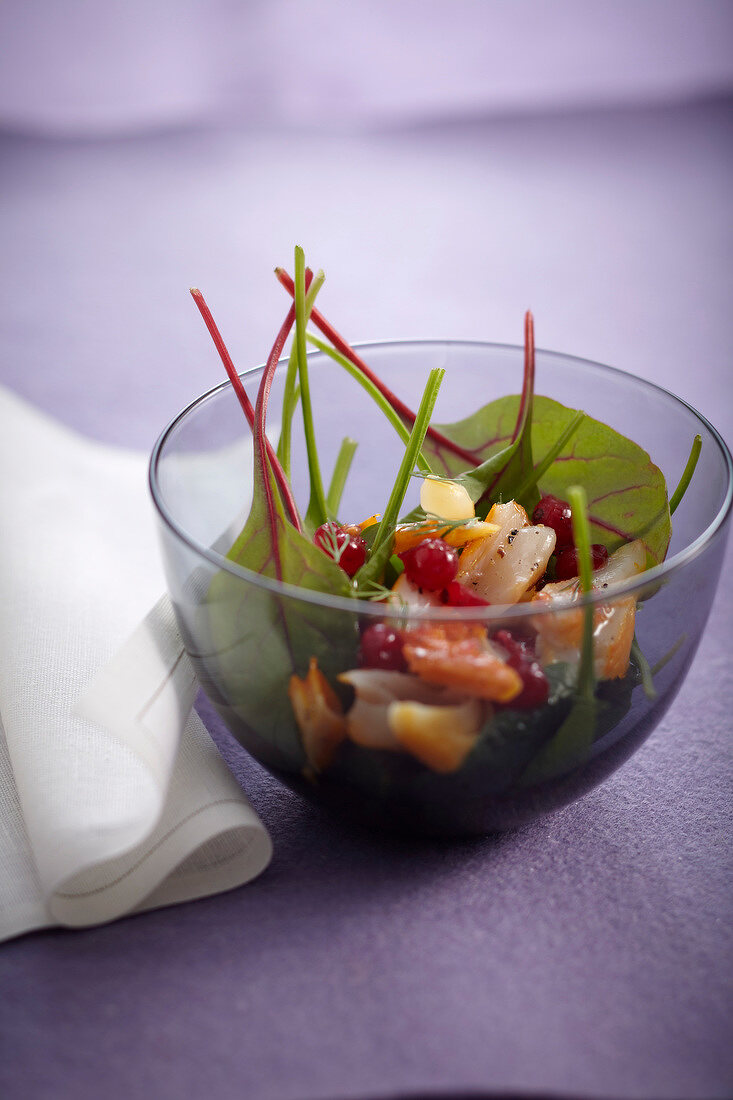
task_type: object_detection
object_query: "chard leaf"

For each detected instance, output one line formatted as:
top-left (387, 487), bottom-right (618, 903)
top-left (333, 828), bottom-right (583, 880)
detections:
top-left (520, 663), bottom-right (639, 787)
top-left (453, 440), bottom-right (521, 513)
top-left (206, 471), bottom-right (358, 764)
top-left (202, 259), bottom-right (359, 763)
top-left (510, 409), bottom-right (585, 504)
top-left (430, 393), bottom-right (671, 562)
top-left (352, 368), bottom-right (444, 592)
top-left (354, 533), bottom-right (395, 593)
top-left (461, 662), bottom-right (577, 792)
top-left (520, 695), bottom-right (598, 786)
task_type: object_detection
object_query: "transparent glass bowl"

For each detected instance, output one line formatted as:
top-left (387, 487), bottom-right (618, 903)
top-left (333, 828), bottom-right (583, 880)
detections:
top-left (150, 341), bottom-right (732, 836)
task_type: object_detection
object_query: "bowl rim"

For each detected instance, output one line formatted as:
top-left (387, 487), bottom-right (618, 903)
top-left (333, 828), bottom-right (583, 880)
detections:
top-left (149, 338), bottom-right (733, 621)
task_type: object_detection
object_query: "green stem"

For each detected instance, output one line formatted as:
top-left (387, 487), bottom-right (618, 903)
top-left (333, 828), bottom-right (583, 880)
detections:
top-left (371, 367), bottom-right (445, 555)
top-left (327, 437), bottom-right (358, 516)
top-left (294, 248), bottom-right (328, 530)
top-left (276, 345), bottom-right (299, 476)
top-left (651, 633), bottom-right (686, 676)
top-left (567, 484), bottom-right (595, 702)
top-left (512, 410), bottom-right (586, 503)
top-left (279, 266), bottom-right (325, 478)
top-left (631, 636), bottom-right (657, 700)
top-left (277, 382), bottom-right (300, 476)
top-left (306, 333), bottom-right (434, 475)
top-left (669, 434), bottom-right (702, 515)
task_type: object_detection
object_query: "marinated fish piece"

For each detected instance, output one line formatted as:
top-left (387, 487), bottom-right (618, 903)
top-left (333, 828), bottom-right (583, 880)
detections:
top-left (402, 621), bottom-right (522, 702)
top-left (532, 539), bottom-right (646, 679)
top-left (289, 658), bottom-right (346, 771)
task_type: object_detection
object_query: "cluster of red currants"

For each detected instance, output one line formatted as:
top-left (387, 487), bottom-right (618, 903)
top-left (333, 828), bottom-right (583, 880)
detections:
top-left (313, 522), bottom-right (367, 577)
top-left (532, 494), bottom-right (608, 579)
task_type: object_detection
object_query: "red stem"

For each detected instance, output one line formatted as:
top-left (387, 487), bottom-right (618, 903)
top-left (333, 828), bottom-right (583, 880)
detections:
top-left (190, 288), bottom-right (301, 531)
top-left (252, 301), bottom-right (302, 576)
top-left (478, 309), bottom-right (535, 506)
top-left (251, 268), bottom-right (315, 569)
top-left (512, 310), bottom-right (534, 443)
top-left (274, 267), bottom-right (479, 467)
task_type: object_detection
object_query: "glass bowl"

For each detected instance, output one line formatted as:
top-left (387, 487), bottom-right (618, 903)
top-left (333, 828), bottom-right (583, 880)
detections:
top-left (149, 341), bottom-right (732, 836)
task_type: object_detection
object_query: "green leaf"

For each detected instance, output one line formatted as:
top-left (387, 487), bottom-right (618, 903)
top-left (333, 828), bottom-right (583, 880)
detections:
top-left (510, 409), bottom-right (585, 505)
top-left (205, 473), bottom-right (359, 763)
top-left (519, 641), bottom-right (642, 788)
top-left (430, 394), bottom-right (671, 562)
top-left (462, 662), bottom-right (577, 791)
top-left (520, 695), bottom-right (597, 785)
top-left (203, 251), bottom-right (360, 762)
top-left (453, 440), bottom-right (521, 513)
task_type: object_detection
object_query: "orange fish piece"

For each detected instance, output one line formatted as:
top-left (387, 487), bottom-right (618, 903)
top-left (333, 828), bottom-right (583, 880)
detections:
top-left (532, 591), bottom-right (636, 680)
top-left (402, 621), bottom-right (522, 703)
top-left (389, 697), bottom-right (485, 773)
top-left (393, 520), bottom-right (498, 555)
top-left (288, 657), bottom-right (346, 772)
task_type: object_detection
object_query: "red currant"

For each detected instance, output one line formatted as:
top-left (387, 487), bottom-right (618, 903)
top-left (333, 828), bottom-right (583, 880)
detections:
top-left (359, 623), bottom-right (406, 671)
top-left (442, 580), bottom-right (490, 607)
top-left (493, 629), bottom-right (531, 660)
top-left (554, 543), bottom-right (609, 581)
top-left (494, 628), bottom-right (549, 709)
top-left (313, 522), bottom-right (367, 577)
top-left (511, 661), bottom-right (549, 709)
top-left (399, 538), bottom-right (458, 592)
top-left (533, 494), bottom-right (574, 549)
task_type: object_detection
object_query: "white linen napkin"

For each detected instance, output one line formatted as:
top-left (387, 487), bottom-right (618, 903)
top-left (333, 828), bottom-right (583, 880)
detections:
top-left (0, 385), bottom-right (272, 941)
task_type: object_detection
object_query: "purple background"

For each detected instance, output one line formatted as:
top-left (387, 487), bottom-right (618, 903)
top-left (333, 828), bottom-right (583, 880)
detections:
top-left (1, 4), bottom-right (732, 1098)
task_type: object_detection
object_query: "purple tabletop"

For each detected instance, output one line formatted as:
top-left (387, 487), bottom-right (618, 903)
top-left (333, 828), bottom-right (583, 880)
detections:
top-left (1, 99), bottom-right (732, 1100)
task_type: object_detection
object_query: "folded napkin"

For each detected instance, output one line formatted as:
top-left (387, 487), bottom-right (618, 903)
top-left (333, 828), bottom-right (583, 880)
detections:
top-left (0, 386), bottom-right (271, 941)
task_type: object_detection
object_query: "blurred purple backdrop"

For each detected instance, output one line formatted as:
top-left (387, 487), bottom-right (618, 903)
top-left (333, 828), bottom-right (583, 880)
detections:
top-left (1, 0), bottom-right (733, 135)
top-left (1, 5), bottom-right (732, 1100)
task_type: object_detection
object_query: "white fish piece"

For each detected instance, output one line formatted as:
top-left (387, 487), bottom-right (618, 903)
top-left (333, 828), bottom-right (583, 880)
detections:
top-left (338, 668), bottom-right (471, 751)
top-left (388, 573), bottom-right (444, 611)
top-left (456, 500), bottom-right (556, 604)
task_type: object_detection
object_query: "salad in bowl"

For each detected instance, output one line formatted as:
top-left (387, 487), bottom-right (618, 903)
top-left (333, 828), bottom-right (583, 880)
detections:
top-left (149, 248), bottom-right (732, 835)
